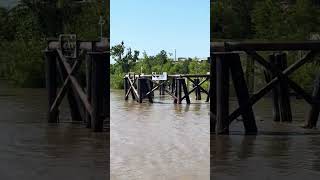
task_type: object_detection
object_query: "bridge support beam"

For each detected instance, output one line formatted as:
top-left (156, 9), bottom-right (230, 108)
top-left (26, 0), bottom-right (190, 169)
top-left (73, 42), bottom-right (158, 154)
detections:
top-left (230, 54), bottom-right (257, 134)
top-left (159, 81), bottom-right (165, 95)
top-left (306, 73), bottom-right (320, 128)
top-left (174, 78), bottom-right (190, 104)
top-left (137, 78), bottom-right (153, 103)
top-left (210, 57), bottom-right (216, 134)
top-left (213, 52), bottom-right (257, 135)
top-left (86, 54), bottom-right (92, 127)
top-left (194, 78), bottom-right (202, 100)
top-left (45, 50), bottom-right (59, 123)
top-left (90, 52), bottom-right (108, 132)
top-left (277, 53), bottom-right (292, 122)
top-left (264, 53), bottom-right (292, 122)
top-left (215, 53), bottom-right (230, 134)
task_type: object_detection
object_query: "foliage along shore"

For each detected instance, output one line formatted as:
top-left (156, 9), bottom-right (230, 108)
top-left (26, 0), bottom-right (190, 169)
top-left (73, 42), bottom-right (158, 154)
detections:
top-left (0, 0), bottom-right (109, 87)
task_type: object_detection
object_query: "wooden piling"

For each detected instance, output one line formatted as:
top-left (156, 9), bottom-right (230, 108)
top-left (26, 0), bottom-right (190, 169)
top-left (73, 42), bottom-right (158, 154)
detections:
top-left (159, 81), bottom-right (165, 95)
top-left (149, 80), bottom-right (154, 98)
top-left (210, 57), bottom-right (216, 133)
top-left (194, 78), bottom-right (202, 100)
top-left (215, 53), bottom-right (230, 134)
top-left (124, 77), bottom-right (129, 100)
top-left (306, 73), bottom-right (320, 128)
top-left (45, 50), bottom-right (59, 123)
top-left (86, 54), bottom-right (92, 127)
top-left (90, 52), bottom-right (108, 132)
top-left (138, 78), bottom-right (144, 103)
top-left (246, 55), bottom-right (255, 94)
top-left (171, 78), bottom-right (176, 94)
top-left (175, 78), bottom-right (182, 104)
top-left (265, 54), bottom-right (280, 122)
top-left (276, 53), bottom-right (292, 122)
top-left (146, 80), bottom-right (153, 103)
top-left (229, 53), bottom-right (257, 134)
top-left (181, 78), bottom-right (191, 104)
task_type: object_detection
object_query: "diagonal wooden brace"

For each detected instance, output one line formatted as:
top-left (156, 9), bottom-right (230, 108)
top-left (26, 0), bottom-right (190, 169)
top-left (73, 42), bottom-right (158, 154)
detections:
top-left (151, 80), bottom-right (178, 100)
top-left (246, 51), bottom-right (315, 104)
top-left (181, 77), bottom-right (209, 100)
top-left (50, 51), bottom-right (83, 114)
top-left (227, 51), bottom-right (318, 125)
top-left (51, 49), bottom-right (93, 116)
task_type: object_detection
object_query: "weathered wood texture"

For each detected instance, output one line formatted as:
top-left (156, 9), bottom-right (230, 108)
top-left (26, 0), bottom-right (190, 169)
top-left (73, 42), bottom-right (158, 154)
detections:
top-left (211, 41), bottom-right (320, 134)
top-left (45, 50), bottom-right (59, 123)
top-left (45, 40), bottom-right (109, 132)
top-left (215, 53), bottom-right (230, 134)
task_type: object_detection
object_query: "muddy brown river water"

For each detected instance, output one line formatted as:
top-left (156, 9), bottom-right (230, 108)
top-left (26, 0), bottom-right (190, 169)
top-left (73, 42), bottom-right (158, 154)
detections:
top-left (0, 82), bottom-right (107, 180)
top-left (111, 89), bottom-right (320, 180)
top-left (2, 82), bottom-right (320, 180)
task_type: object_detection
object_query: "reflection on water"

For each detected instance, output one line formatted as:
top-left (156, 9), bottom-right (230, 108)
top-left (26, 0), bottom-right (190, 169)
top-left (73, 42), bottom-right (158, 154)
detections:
top-left (212, 97), bottom-right (320, 180)
top-left (0, 82), bottom-right (107, 180)
top-left (111, 89), bottom-right (210, 180)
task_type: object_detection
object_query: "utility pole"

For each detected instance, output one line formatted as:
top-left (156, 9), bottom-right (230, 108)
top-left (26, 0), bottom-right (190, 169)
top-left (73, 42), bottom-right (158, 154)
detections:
top-left (174, 49), bottom-right (176, 61)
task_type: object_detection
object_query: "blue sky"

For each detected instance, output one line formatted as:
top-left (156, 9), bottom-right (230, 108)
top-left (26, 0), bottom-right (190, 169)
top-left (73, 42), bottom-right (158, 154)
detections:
top-left (110, 0), bottom-right (209, 62)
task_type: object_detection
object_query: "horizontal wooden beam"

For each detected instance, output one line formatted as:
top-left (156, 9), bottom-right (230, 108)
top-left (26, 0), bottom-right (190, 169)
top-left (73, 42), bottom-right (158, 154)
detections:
top-left (48, 40), bottom-right (109, 52)
top-left (124, 74), bottom-right (210, 78)
top-left (211, 41), bottom-right (320, 52)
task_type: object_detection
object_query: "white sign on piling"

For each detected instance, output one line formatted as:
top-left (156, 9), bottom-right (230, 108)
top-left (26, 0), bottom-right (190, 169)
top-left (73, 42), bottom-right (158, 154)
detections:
top-left (152, 72), bottom-right (168, 81)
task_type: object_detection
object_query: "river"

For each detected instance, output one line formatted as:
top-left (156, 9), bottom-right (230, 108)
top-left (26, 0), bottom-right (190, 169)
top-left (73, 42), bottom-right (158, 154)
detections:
top-left (0, 81), bottom-right (108, 180)
top-left (111, 89), bottom-right (320, 180)
top-left (2, 84), bottom-right (320, 180)
top-left (111, 89), bottom-right (210, 179)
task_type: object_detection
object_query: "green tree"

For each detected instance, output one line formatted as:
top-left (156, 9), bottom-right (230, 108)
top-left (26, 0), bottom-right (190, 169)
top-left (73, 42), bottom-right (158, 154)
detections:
top-left (111, 42), bottom-right (139, 73)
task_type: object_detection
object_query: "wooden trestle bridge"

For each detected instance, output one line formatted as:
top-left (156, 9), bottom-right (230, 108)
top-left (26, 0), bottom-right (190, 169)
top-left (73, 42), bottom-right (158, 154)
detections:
top-left (123, 74), bottom-right (210, 104)
top-left (211, 41), bottom-right (320, 135)
top-left (43, 38), bottom-right (320, 135)
top-left (44, 35), bottom-right (109, 132)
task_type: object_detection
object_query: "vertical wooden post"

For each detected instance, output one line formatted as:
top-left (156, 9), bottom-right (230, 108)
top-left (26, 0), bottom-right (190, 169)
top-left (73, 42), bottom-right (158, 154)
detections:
top-left (266, 54), bottom-right (280, 122)
top-left (86, 54), bottom-right (92, 127)
top-left (246, 55), bottom-right (255, 95)
top-left (206, 83), bottom-right (210, 102)
top-left (138, 78), bottom-right (144, 103)
top-left (124, 77), bottom-right (129, 100)
top-left (194, 78), bottom-right (200, 100)
top-left (181, 78), bottom-right (191, 104)
top-left (150, 80), bottom-right (154, 98)
top-left (105, 52), bottom-right (110, 127)
top-left (276, 53), bottom-right (292, 122)
top-left (175, 78), bottom-right (182, 104)
top-left (306, 73), bottom-right (320, 128)
top-left (171, 78), bottom-right (176, 94)
top-left (90, 52), bottom-right (108, 132)
top-left (45, 50), bottom-right (59, 123)
top-left (230, 53), bottom-right (257, 134)
top-left (146, 79), bottom-right (153, 103)
top-left (210, 57), bottom-right (216, 134)
top-left (159, 81), bottom-right (165, 95)
top-left (215, 53), bottom-right (230, 134)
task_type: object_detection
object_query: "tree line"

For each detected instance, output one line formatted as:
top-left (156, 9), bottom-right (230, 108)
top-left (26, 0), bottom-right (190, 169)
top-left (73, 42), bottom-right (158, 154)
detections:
top-left (0, 0), bottom-right (108, 87)
top-left (110, 42), bottom-right (210, 89)
top-left (211, 0), bottom-right (320, 92)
